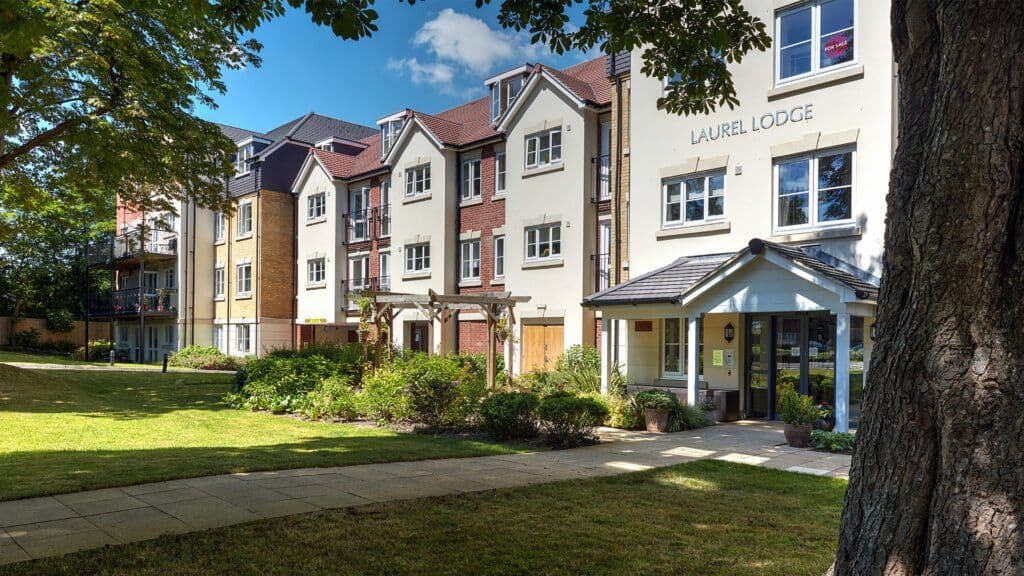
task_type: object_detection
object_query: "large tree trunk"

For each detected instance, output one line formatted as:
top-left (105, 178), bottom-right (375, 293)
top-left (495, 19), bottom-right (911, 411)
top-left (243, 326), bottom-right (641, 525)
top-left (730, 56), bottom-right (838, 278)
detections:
top-left (833, 1), bottom-right (1024, 574)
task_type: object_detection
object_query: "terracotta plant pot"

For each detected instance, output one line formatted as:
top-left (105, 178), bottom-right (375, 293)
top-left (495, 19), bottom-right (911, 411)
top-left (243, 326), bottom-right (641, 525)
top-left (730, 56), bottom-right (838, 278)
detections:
top-left (644, 408), bottom-right (671, 433)
top-left (784, 423), bottom-right (813, 448)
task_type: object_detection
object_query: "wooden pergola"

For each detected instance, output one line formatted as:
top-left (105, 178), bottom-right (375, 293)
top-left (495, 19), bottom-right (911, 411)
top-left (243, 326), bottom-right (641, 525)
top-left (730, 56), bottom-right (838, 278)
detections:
top-left (361, 290), bottom-right (530, 387)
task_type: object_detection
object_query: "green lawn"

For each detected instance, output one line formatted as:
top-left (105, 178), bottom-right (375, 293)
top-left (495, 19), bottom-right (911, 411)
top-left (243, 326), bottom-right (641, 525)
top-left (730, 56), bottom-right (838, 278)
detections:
top-left (0, 364), bottom-right (522, 501)
top-left (0, 350), bottom-right (176, 370)
top-left (0, 461), bottom-right (846, 576)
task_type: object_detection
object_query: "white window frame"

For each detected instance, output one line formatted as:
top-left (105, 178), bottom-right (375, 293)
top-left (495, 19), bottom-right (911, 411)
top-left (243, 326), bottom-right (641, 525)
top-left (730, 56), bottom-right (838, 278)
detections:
top-left (380, 181), bottom-right (391, 238)
top-left (490, 84), bottom-right (501, 121)
top-left (236, 201), bottom-right (253, 238)
top-left (405, 164), bottom-right (431, 197)
top-left (461, 159), bottom-right (482, 201)
top-left (774, 0), bottom-right (857, 85)
top-left (381, 118), bottom-right (404, 155)
top-left (494, 235), bottom-right (505, 278)
top-left (495, 152), bottom-right (506, 194)
top-left (461, 240), bottom-right (481, 281)
top-left (235, 143), bottom-right (255, 175)
top-left (236, 324), bottom-right (251, 354)
top-left (307, 257), bottom-right (326, 286)
top-left (405, 243), bottom-right (430, 273)
top-left (214, 266), bottom-right (225, 299)
top-left (379, 251), bottom-right (391, 291)
top-left (307, 192), bottom-right (326, 223)
top-left (662, 171), bottom-right (726, 228)
top-left (525, 128), bottom-right (562, 170)
top-left (214, 212), bottom-right (226, 243)
top-left (348, 254), bottom-right (369, 290)
top-left (214, 325), bottom-right (225, 352)
top-left (506, 76), bottom-right (524, 108)
top-left (524, 223), bottom-right (561, 261)
top-left (236, 262), bottom-right (252, 297)
top-left (773, 146), bottom-right (855, 233)
top-left (660, 318), bottom-right (689, 379)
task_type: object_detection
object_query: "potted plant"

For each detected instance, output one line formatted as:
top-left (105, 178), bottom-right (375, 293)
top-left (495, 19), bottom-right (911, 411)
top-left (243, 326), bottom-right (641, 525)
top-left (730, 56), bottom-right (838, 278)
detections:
top-left (814, 402), bottom-right (836, 431)
top-left (634, 390), bottom-right (677, 433)
top-left (698, 398), bottom-right (717, 426)
top-left (777, 383), bottom-right (819, 447)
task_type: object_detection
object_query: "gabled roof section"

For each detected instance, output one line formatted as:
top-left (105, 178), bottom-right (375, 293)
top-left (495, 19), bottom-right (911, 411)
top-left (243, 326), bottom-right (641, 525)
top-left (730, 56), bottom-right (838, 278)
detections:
top-left (216, 123), bottom-right (265, 143)
top-left (583, 239), bottom-right (880, 307)
top-left (301, 132), bottom-right (388, 184)
top-left (265, 112), bottom-right (377, 145)
top-left (494, 56), bottom-right (612, 132)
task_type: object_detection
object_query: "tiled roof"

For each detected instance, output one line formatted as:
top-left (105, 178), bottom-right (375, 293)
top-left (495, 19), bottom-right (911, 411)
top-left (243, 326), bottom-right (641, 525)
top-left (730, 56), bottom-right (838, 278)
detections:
top-left (583, 239), bottom-right (881, 306)
top-left (583, 254), bottom-right (735, 306)
top-left (311, 133), bottom-right (387, 180)
top-left (216, 123), bottom-right (264, 142)
top-left (264, 113), bottom-right (377, 145)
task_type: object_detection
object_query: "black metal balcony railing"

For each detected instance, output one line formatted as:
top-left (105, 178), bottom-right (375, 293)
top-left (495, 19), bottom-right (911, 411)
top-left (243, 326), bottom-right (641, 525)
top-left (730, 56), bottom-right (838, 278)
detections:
top-left (87, 227), bottom-right (177, 266)
top-left (344, 206), bottom-right (391, 243)
top-left (87, 288), bottom-right (178, 317)
top-left (592, 252), bottom-right (610, 293)
top-left (596, 154), bottom-right (611, 202)
top-left (344, 277), bottom-right (391, 310)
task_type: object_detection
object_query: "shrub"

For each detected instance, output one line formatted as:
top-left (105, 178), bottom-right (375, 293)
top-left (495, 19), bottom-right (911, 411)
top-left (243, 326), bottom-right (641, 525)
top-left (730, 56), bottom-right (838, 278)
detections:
top-left (73, 339), bottom-right (116, 361)
top-left (634, 389), bottom-right (678, 411)
top-left (268, 342), bottom-right (364, 381)
top-left (777, 383), bottom-right (820, 425)
top-left (605, 394), bottom-right (643, 430)
top-left (633, 390), bottom-right (706, 432)
top-left (481, 391), bottom-right (540, 440)
top-left (45, 310), bottom-right (75, 333)
top-left (298, 376), bottom-right (360, 420)
top-left (234, 354), bottom-right (344, 412)
top-left (555, 345), bottom-right (602, 395)
top-left (13, 328), bottom-right (41, 350)
top-left (408, 376), bottom-right (460, 433)
top-left (361, 363), bottom-right (413, 423)
top-left (518, 370), bottom-right (570, 396)
top-left (671, 403), bottom-right (707, 431)
top-left (537, 391), bottom-right (609, 447)
top-left (168, 345), bottom-right (238, 370)
top-left (810, 430), bottom-right (856, 452)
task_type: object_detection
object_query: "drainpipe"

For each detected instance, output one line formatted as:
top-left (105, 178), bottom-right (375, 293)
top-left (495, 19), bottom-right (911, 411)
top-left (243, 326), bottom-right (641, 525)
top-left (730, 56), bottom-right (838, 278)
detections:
top-left (611, 73), bottom-right (625, 365)
top-left (453, 150), bottom-right (462, 354)
top-left (254, 169), bottom-right (261, 355)
top-left (190, 200), bottom-right (197, 346)
top-left (291, 186), bottom-right (298, 350)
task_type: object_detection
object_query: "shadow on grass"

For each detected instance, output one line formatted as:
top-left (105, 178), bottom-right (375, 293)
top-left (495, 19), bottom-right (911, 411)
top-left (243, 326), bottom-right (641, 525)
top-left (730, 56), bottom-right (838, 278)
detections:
top-left (0, 434), bottom-right (522, 501)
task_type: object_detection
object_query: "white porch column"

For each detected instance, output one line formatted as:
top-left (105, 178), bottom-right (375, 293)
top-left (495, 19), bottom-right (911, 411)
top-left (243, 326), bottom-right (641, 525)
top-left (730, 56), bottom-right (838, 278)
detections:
top-left (835, 311), bottom-right (851, 432)
top-left (687, 316), bottom-right (699, 406)
top-left (600, 318), bottom-right (611, 395)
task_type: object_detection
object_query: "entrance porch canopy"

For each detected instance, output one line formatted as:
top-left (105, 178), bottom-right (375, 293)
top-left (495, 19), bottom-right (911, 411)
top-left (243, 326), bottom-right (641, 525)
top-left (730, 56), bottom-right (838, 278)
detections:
top-left (583, 238), bottom-right (879, 432)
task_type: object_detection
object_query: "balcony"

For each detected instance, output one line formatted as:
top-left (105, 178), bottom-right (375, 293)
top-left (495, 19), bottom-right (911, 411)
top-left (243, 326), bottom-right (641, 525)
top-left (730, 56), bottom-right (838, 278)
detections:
top-left (344, 206), bottom-right (391, 244)
top-left (595, 154), bottom-right (611, 202)
top-left (87, 288), bottom-right (178, 317)
top-left (592, 252), bottom-right (610, 293)
top-left (344, 277), bottom-right (392, 311)
top-left (87, 228), bottom-right (177, 267)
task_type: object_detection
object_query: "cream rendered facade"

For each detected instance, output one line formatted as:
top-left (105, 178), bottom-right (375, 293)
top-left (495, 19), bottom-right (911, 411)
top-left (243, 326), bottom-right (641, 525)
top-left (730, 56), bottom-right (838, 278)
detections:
top-left (590, 0), bottom-right (892, 432)
top-left (294, 161), bottom-right (347, 326)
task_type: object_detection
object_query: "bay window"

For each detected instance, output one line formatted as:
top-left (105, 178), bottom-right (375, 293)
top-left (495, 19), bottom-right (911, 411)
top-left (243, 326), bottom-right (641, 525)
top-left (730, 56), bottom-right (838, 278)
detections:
top-left (775, 148), bottom-right (854, 230)
top-left (776, 0), bottom-right (856, 83)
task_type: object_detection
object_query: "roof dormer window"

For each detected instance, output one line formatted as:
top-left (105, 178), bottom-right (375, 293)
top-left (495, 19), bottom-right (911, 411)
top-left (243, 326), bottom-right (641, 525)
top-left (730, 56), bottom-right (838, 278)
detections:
top-left (486, 64), bottom-right (532, 122)
top-left (235, 143), bottom-right (255, 176)
top-left (379, 116), bottom-right (405, 157)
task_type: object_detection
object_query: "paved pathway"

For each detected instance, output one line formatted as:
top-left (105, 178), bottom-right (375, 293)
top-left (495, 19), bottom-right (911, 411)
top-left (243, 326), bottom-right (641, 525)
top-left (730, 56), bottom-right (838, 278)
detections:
top-left (0, 422), bottom-right (850, 566)
top-left (1, 362), bottom-right (234, 374)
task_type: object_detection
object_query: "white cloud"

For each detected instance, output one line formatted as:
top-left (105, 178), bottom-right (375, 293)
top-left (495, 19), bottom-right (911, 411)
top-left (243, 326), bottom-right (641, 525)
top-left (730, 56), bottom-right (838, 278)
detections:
top-left (411, 9), bottom-right (543, 76)
top-left (387, 57), bottom-right (455, 88)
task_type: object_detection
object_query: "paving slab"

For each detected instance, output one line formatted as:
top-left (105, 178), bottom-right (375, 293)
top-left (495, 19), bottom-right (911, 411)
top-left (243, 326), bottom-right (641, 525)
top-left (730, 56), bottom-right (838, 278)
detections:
top-left (155, 497), bottom-right (260, 530)
top-left (0, 497), bottom-right (77, 528)
top-left (6, 517), bottom-right (119, 558)
top-left (299, 492), bottom-right (373, 510)
top-left (88, 507), bottom-right (191, 543)
top-left (0, 529), bottom-right (29, 564)
top-left (134, 487), bottom-right (209, 506)
top-left (243, 499), bottom-right (323, 519)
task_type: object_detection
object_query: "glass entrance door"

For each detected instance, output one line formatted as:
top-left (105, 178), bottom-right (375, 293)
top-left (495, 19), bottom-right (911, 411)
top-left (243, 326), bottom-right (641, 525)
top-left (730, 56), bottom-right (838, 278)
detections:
top-left (745, 316), bottom-right (771, 418)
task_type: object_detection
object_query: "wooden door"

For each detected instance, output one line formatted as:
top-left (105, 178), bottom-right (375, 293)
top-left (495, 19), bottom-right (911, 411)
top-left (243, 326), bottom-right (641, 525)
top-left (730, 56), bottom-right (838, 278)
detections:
top-left (522, 323), bottom-right (564, 373)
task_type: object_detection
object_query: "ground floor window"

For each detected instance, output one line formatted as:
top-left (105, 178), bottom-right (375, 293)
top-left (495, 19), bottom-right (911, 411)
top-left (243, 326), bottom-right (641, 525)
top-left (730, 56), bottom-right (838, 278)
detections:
top-left (236, 324), bottom-right (251, 354)
top-left (214, 325), bottom-right (225, 352)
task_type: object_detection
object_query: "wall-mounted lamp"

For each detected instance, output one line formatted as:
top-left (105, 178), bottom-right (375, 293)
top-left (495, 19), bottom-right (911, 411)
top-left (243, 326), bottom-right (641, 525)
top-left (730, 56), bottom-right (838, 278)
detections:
top-left (724, 322), bottom-right (735, 343)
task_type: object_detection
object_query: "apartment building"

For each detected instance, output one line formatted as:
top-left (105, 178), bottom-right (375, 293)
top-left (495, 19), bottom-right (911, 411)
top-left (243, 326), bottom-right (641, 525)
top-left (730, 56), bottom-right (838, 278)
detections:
top-left (293, 56), bottom-right (617, 373)
top-left (586, 0), bottom-right (890, 432)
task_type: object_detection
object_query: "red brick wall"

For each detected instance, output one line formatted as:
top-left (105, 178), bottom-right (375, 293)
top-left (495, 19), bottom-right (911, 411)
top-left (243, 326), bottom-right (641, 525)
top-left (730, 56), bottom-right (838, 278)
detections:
top-left (457, 320), bottom-right (506, 358)
top-left (595, 317), bottom-right (602, 349)
top-left (116, 200), bottom-right (144, 231)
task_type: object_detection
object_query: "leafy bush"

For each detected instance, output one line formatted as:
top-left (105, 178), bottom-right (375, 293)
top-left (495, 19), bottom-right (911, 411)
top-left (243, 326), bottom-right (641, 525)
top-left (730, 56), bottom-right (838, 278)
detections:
top-left (480, 391), bottom-right (540, 440)
top-left (45, 310), bottom-right (75, 333)
top-left (671, 403), bottom-right (707, 431)
top-left (408, 376), bottom-right (460, 433)
top-left (605, 394), bottom-right (643, 430)
top-left (555, 344), bottom-right (602, 394)
top-left (777, 383), bottom-right (820, 425)
top-left (634, 389), bottom-right (678, 411)
top-left (810, 430), bottom-right (856, 452)
top-left (268, 342), bottom-right (364, 381)
top-left (233, 354), bottom-right (345, 412)
top-left (168, 345), bottom-right (238, 370)
top-left (13, 328), bottom-right (41, 350)
top-left (518, 370), bottom-right (570, 396)
top-left (298, 376), bottom-right (360, 420)
top-left (633, 390), bottom-right (706, 432)
top-left (73, 339), bottom-right (116, 361)
top-left (361, 363), bottom-right (413, 423)
top-left (537, 391), bottom-right (609, 447)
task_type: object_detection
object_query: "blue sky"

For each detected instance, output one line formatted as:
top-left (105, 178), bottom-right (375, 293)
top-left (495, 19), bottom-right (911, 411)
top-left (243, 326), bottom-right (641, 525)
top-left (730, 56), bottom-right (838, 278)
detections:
top-left (197, 2), bottom-right (594, 134)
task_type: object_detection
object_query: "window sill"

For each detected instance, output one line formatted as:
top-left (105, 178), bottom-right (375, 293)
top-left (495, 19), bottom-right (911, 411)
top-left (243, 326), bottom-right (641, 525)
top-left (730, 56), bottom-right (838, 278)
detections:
top-left (767, 65), bottom-right (864, 100)
top-left (459, 279), bottom-right (482, 288)
top-left (236, 233), bottom-right (253, 241)
top-left (403, 193), bottom-right (432, 205)
top-left (214, 240), bottom-right (226, 246)
top-left (491, 277), bottom-right (505, 286)
top-left (522, 163), bottom-right (564, 179)
top-left (459, 196), bottom-right (483, 208)
top-left (403, 271), bottom-right (431, 280)
top-left (235, 293), bottom-right (253, 300)
top-left (522, 258), bottom-right (564, 270)
top-left (305, 283), bottom-right (326, 290)
top-left (771, 224), bottom-right (862, 243)
top-left (306, 217), bottom-right (327, 226)
top-left (492, 192), bottom-right (507, 201)
top-left (214, 296), bottom-right (225, 302)
top-left (656, 220), bottom-right (731, 240)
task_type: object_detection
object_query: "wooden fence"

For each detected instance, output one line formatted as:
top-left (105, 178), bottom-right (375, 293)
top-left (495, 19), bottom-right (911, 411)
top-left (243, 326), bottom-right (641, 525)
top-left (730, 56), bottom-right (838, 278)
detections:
top-left (0, 317), bottom-right (111, 347)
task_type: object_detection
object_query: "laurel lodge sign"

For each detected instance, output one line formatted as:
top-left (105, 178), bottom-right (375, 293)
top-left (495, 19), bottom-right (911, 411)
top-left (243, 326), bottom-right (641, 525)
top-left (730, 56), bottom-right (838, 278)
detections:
top-left (690, 103), bottom-right (814, 145)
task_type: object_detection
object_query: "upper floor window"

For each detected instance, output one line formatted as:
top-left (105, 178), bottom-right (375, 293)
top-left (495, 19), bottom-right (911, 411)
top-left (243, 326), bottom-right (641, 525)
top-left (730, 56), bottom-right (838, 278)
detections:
top-left (214, 266), bottom-right (225, 299)
top-left (214, 212), bottom-right (225, 242)
top-left (235, 143), bottom-right (255, 175)
top-left (775, 148), bottom-right (854, 231)
top-left (405, 243), bottom-right (430, 273)
top-left (380, 181), bottom-right (392, 238)
top-left (490, 72), bottom-right (528, 121)
top-left (236, 262), bottom-right (252, 296)
top-left (307, 192), bottom-right (326, 222)
top-left (776, 0), bottom-right (855, 83)
top-left (496, 152), bottom-right (506, 193)
top-left (236, 201), bottom-right (253, 237)
top-left (406, 164), bottom-right (431, 197)
top-left (307, 258), bottom-right (326, 286)
top-left (663, 172), bottom-right (725, 227)
top-left (461, 240), bottom-right (481, 281)
top-left (525, 223), bottom-right (561, 261)
top-left (462, 159), bottom-right (481, 200)
top-left (494, 235), bottom-right (505, 278)
top-left (381, 118), bottom-right (404, 156)
top-left (525, 128), bottom-right (561, 169)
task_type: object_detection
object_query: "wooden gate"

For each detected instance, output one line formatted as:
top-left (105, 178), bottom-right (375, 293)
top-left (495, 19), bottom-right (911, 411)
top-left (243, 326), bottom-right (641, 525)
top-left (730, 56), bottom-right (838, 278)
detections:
top-left (522, 323), bottom-right (564, 373)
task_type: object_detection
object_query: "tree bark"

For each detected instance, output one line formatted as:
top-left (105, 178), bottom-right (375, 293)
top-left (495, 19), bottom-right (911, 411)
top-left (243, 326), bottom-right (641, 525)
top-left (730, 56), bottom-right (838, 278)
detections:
top-left (834, 1), bottom-right (1024, 574)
